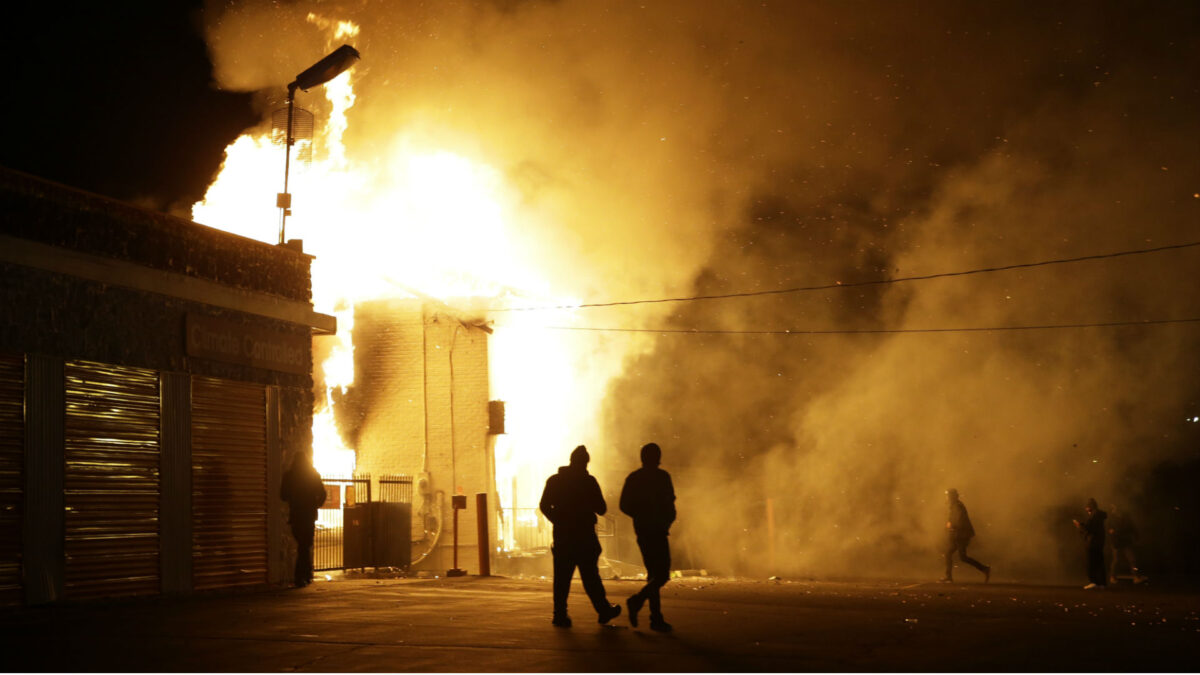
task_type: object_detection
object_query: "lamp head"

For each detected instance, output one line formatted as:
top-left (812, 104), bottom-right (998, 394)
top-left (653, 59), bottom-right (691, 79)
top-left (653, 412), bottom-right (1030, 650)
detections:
top-left (289, 44), bottom-right (360, 93)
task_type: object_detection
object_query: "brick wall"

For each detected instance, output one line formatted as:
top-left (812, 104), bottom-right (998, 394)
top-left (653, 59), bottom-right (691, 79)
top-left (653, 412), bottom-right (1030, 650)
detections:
top-left (349, 299), bottom-right (496, 573)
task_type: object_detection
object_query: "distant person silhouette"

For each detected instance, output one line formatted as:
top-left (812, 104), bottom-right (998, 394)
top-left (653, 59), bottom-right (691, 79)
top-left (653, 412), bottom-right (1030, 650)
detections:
top-left (1073, 497), bottom-right (1107, 590)
top-left (280, 452), bottom-right (326, 587)
top-left (619, 442), bottom-right (676, 632)
top-left (940, 488), bottom-right (990, 583)
top-left (1106, 504), bottom-right (1146, 584)
top-left (539, 445), bottom-right (622, 627)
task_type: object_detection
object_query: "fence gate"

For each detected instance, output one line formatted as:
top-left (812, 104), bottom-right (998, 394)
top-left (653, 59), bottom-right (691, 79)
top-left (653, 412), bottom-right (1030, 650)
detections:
top-left (376, 475), bottom-right (413, 570)
top-left (312, 475), bottom-right (413, 572)
top-left (315, 475), bottom-right (370, 572)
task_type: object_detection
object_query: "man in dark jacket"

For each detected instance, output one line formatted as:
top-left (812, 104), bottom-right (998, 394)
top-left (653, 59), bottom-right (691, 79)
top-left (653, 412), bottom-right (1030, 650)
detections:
top-left (941, 488), bottom-right (990, 583)
top-left (280, 452), bottom-right (326, 587)
top-left (619, 442), bottom-right (676, 632)
top-left (539, 445), bottom-right (621, 627)
top-left (1073, 497), bottom-right (1108, 590)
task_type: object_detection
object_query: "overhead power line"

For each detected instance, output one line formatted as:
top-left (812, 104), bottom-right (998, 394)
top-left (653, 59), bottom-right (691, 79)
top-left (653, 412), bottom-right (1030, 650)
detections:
top-left (543, 317), bottom-right (1200, 336)
top-left (490, 240), bottom-right (1200, 312)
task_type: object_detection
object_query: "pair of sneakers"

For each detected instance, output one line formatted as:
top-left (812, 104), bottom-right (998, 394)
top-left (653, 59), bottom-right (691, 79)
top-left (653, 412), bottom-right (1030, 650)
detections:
top-left (627, 595), bottom-right (672, 632)
top-left (552, 603), bottom-right (622, 628)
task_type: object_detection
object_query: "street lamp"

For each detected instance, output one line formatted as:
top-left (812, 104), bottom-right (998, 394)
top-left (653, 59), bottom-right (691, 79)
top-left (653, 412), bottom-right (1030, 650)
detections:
top-left (277, 44), bottom-right (361, 245)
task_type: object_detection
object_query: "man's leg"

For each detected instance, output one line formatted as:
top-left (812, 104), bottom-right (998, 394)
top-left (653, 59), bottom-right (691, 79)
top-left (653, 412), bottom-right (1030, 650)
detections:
top-left (943, 539), bottom-right (957, 580)
top-left (577, 548), bottom-right (612, 615)
top-left (551, 544), bottom-right (574, 621)
top-left (1087, 545), bottom-right (1107, 586)
top-left (958, 540), bottom-right (989, 575)
top-left (638, 535), bottom-right (671, 621)
top-left (292, 522), bottom-right (315, 586)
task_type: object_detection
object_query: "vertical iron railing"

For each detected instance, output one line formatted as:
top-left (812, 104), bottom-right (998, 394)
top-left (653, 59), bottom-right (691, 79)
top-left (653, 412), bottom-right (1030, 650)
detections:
top-left (379, 475), bottom-right (413, 504)
top-left (500, 508), bottom-right (552, 553)
top-left (314, 474), bottom-right (370, 572)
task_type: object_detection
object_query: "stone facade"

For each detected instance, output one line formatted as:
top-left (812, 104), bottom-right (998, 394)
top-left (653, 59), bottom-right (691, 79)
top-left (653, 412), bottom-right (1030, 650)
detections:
top-left (0, 167), bottom-right (327, 603)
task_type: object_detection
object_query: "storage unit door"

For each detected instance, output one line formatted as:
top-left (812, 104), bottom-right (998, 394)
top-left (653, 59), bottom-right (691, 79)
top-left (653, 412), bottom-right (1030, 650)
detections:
top-left (191, 376), bottom-right (268, 590)
top-left (0, 354), bottom-right (23, 606)
top-left (63, 360), bottom-right (161, 600)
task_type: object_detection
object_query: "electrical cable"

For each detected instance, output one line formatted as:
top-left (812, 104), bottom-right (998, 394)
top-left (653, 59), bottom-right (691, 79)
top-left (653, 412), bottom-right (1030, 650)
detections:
top-left (543, 317), bottom-right (1200, 336)
top-left (488, 240), bottom-right (1200, 312)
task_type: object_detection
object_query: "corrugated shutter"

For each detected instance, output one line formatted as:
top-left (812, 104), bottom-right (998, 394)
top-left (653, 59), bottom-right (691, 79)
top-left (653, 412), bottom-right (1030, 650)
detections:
top-left (0, 354), bottom-right (24, 606)
top-left (191, 376), bottom-right (268, 590)
top-left (63, 360), bottom-right (161, 600)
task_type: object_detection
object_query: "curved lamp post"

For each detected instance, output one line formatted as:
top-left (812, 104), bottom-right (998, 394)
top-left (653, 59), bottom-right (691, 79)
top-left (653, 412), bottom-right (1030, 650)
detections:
top-left (278, 44), bottom-right (361, 245)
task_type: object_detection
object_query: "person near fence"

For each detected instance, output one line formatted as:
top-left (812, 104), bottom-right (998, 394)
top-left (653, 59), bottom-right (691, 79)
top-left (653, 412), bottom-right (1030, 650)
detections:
top-left (619, 442), bottom-right (676, 632)
top-left (280, 452), bottom-right (326, 587)
top-left (539, 445), bottom-right (622, 628)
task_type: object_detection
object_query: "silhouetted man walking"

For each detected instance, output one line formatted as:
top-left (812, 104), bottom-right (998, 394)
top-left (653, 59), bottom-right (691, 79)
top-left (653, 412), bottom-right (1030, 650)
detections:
top-left (539, 445), bottom-right (622, 627)
top-left (280, 452), bottom-right (326, 587)
top-left (1073, 497), bottom-right (1107, 590)
top-left (941, 488), bottom-right (990, 583)
top-left (620, 442), bottom-right (676, 632)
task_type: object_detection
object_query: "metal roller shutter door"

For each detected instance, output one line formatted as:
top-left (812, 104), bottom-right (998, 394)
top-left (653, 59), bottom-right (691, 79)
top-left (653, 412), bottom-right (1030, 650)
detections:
top-left (63, 360), bottom-right (161, 600)
top-left (191, 376), bottom-right (268, 590)
top-left (0, 354), bottom-right (23, 606)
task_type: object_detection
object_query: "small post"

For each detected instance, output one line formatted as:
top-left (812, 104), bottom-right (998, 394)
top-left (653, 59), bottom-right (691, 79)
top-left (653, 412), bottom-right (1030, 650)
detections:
top-left (447, 494), bottom-right (467, 577)
top-left (278, 85), bottom-right (297, 245)
top-left (476, 493), bottom-right (491, 577)
top-left (766, 497), bottom-right (776, 572)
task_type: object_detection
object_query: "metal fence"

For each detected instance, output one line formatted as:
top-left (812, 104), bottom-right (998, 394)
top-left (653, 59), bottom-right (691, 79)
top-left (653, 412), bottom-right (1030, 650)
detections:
top-left (500, 507), bottom-right (552, 553)
top-left (314, 474), bottom-right (414, 572)
top-left (379, 475), bottom-right (413, 504)
top-left (374, 475), bottom-right (413, 569)
top-left (314, 475), bottom-right (371, 572)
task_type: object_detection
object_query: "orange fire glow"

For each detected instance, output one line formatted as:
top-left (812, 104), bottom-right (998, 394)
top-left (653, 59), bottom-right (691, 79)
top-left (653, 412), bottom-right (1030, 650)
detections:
top-left (190, 19), bottom-right (623, 525)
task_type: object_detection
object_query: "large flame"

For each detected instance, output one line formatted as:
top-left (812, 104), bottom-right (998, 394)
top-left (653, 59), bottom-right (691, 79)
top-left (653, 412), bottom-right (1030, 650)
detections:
top-left (192, 19), bottom-right (603, 521)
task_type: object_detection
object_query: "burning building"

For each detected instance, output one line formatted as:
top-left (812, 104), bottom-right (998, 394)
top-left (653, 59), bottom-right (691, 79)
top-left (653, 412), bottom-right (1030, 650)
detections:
top-left (329, 298), bottom-right (498, 574)
top-left (0, 167), bottom-right (332, 604)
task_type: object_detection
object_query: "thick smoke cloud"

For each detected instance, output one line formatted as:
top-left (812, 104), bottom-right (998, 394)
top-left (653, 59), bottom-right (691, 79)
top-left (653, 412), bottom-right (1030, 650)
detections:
top-left (599, 4), bottom-right (1200, 580)
top-left (202, 1), bottom-right (1200, 580)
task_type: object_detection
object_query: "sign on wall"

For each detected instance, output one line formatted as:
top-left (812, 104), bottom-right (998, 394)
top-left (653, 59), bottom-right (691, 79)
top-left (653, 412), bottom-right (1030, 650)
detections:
top-left (186, 313), bottom-right (309, 375)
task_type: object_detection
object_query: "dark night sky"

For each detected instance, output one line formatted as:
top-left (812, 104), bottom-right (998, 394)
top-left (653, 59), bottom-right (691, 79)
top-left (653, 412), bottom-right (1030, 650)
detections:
top-left (2, 1), bottom-right (257, 209)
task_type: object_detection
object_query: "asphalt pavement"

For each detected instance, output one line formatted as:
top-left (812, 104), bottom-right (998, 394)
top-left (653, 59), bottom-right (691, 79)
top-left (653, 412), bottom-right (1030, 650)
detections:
top-left (2, 574), bottom-right (1197, 672)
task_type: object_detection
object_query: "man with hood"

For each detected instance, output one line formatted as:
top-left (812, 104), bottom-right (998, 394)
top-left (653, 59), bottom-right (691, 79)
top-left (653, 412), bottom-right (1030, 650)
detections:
top-left (941, 488), bottom-right (991, 583)
top-left (620, 442), bottom-right (676, 632)
top-left (539, 445), bottom-right (622, 627)
top-left (279, 452), bottom-right (326, 587)
top-left (1073, 497), bottom-right (1108, 590)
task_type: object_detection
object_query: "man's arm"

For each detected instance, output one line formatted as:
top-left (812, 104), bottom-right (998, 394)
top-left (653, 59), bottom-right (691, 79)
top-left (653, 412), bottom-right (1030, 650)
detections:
top-left (619, 474), bottom-right (634, 518)
top-left (539, 477), bottom-right (558, 524)
top-left (589, 476), bottom-right (607, 516)
top-left (665, 473), bottom-right (676, 529)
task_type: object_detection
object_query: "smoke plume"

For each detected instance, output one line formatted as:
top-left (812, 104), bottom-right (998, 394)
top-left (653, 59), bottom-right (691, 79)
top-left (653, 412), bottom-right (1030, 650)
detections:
top-left (201, 1), bottom-right (1200, 580)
